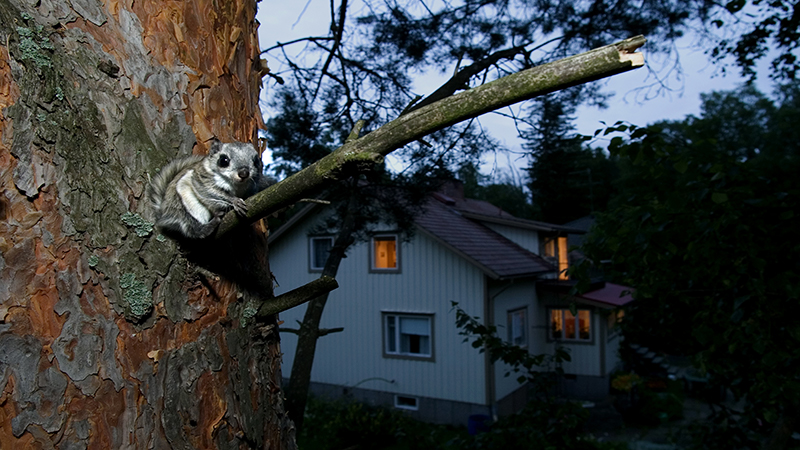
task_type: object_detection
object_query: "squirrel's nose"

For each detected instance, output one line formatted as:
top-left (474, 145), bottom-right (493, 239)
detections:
top-left (237, 168), bottom-right (250, 180)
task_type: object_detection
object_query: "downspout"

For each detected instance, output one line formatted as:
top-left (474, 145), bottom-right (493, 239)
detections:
top-left (484, 277), bottom-right (518, 420)
top-left (483, 275), bottom-right (496, 419)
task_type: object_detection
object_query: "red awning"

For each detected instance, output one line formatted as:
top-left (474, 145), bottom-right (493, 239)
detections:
top-left (577, 283), bottom-right (634, 308)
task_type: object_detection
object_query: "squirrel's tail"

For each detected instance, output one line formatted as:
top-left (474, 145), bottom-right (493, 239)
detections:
top-left (146, 155), bottom-right (205, 216)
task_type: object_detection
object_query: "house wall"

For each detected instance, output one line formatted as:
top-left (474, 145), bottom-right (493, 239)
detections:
top-left (269, 212), bottom-right (490, 409)
top-left (489, 279), bottom-right (541, 403)
top-left (483, 223), bottom-right (539, 253)
top-left (536, 290), bottom-right (614, 399)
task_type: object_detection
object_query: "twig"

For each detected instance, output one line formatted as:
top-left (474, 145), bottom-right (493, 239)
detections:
top-left (215, 36), bottom-right (647, 238)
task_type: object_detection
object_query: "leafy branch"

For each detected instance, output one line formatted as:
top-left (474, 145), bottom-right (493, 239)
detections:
top-left (452, 302), bottom-right (570, 393)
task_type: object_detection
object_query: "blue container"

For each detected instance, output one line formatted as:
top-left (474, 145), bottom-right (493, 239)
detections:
top-left (467, 414), bottom-right (491, 435)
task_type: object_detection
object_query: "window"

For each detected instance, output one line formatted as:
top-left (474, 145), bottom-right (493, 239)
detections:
top-left (394, 395), bottom-right (419, 411)
top-left (384, 313), bottom-right (433, 359)
top-left (309, 236), bottom-right (333, 271)
top-left (371, 235), bottom-right (399, 271)
top-left (507, 308), bottom-right (527, 347)
top-left (550, 309), bottom-right (591, 341)
top-left (543, 236), bottom-right (569, 280)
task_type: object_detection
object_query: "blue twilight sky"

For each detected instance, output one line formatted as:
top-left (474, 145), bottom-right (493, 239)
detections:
top-left (256, 1), bottom-right (775, 175)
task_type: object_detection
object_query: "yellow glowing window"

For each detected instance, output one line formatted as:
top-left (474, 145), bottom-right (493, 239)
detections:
top-left (543, 236), bottom-right (569, 280)
top-left (373, 236), bottom-right (397, 270)
top-left (557, 236), bottom-right (569, 280)
top-left (550, 309), bottom-right (591, 341)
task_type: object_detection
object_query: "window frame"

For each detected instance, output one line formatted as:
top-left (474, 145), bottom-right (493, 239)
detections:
top-left (308, 236), bottom-right (334, 272)
top-left (507, 307), bottom-right (528, 348)
top-left (382, 312), bottom-right (435, 361)
top-left (370, 233), bottom-right (401, 273)
top-left (548, 308), bottom-right (593, 344)
top-left (393, 395), bottom-right (420, 411)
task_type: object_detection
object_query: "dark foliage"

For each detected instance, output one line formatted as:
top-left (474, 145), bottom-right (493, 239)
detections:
top-left (579, 82), bottom-right (800, 448)
top-left (522, 92), bottom-right (619, 224)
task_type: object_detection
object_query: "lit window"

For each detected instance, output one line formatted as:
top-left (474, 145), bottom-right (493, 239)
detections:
top-left (543, 236), bottom-right (569, 280)
top-left (309, 236), bottom-right (333, 271)
top-left (508, 308), bottom-right (527, 347)
top-left (384, 313), bottom-right (432, 358)
top-left (550, 309), bottom-right (591, 341)
top-left (372, 235), bottom-right (398, 271)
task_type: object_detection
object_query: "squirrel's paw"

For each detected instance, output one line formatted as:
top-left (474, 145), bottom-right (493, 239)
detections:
top-left (232, 198), bottom-right (248, 216)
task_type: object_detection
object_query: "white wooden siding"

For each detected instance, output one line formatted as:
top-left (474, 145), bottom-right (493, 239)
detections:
top-left (270, 214), bottom-right (489, 405)
top-left (490, 280), bottom-right (540, 402)
top-left (483, 223), bottom-right (540, 254)
top-left (536, 291), bottom-right (604, 377)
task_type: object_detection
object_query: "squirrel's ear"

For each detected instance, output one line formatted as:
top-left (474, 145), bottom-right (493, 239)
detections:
top-left (209, 138), bottom-right (222, 155)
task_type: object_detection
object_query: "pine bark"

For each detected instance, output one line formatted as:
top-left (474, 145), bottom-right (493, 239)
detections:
top-left (0, 0), bottom-right (295, 448)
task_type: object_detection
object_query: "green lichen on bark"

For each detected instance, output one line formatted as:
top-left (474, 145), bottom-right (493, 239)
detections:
top-left (120, 211), bottom-right (153, 237)
top-left (240, 298), bottom-right (260, 328)
top-left (87, 255), bottom-right (100, 267)
top-left (119, 272), bottom-right (153, 322)
top-left (15, 23), bottom-right (53, 69)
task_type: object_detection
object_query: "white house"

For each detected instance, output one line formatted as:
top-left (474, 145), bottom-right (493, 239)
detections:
top-left (268, 182), bottom-right (633, 425)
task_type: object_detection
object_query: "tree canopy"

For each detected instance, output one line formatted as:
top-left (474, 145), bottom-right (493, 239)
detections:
top-left (580, 82), bottom-right (800, 447)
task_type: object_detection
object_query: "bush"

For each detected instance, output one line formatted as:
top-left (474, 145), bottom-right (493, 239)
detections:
top-left (298, 396), bottom-right (464, 450)
top-left (451, 399), bottom-right (628, 450)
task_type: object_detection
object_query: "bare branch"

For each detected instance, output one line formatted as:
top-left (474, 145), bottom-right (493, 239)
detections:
top-left (216, 36), bottom-right (647, 237)
top-left (261, 36), bottom-right (336, 54)
top-left (256, 276), bottom-right (339, 320)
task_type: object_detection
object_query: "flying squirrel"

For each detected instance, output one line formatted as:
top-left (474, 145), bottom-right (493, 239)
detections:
top-left (148, 139), bottom-right (274, 240)
top-left (147, 139), bottom-right (275, 305)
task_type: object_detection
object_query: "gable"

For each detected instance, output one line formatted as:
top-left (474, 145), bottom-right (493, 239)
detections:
top-left (415, 199), bottom-right (553, 280)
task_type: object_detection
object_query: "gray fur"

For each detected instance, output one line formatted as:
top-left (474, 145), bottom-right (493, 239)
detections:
top-left (147, 140), bottom-right (272, 240)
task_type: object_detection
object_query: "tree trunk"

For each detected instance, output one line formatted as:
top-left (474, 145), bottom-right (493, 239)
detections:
top-left (0, 0), bottom-right (295, 448)
top-left (284, 193), bottom-right (358, 431)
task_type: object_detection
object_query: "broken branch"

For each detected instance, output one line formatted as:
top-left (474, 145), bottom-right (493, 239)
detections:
top-left (216, 35), bottom-right (646, 237)
top-left (256, 276), bottom-right (339, 320)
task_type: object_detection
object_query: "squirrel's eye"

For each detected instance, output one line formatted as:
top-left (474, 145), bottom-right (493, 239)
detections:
top-left (218, 155), bottom-right (230, 168)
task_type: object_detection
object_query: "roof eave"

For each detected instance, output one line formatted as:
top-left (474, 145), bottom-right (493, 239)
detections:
top-left (458, 211), bottom-right (586, 234)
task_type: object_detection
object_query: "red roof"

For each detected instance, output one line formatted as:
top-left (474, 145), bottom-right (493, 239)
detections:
top-left (415, 198), bottom-right (554, 279)
top-left (577, 283), bottom-right (634, 307)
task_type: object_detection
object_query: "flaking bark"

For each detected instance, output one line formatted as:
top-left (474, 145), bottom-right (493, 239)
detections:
top-left (0, 0), bottom-right (294, 448)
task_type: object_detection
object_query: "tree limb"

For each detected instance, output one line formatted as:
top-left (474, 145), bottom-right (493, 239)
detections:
top-left (279, 327), bottom-right (345, 336)
top-left (215, 35), bottom-right (646, 238)
top-left (256, 276), bottom-right (339, 320)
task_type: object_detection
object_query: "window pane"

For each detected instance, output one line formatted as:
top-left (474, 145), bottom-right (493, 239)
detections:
top-left (550, 310), bottom-right (562, 339)
top-left (509, 309), bottom-right (526, 346)
top-left (311, 237), bottom-right (332, 269)
top-left (386, 316), bottom-right (396, 352)
top-left (400, 316), bottom-right (428, 335)
top-left (374, 237), bottom-right (397, 269)
top-left (396, 316), bottom-right (431, 356)
top-left (564, 309), bottom-right (576, 339)
top-left (544, 239), bottom-right (556, 258)
top-left (579, 310), bottom-right (591, 340)
top-left (558, 236), bottom-right (569, 280)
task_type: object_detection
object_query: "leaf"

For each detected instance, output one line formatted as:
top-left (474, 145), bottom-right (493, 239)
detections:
top-left (712, 192), bottom-right (728, 204)
top-left (673, 159), bottom-right (688, 174)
